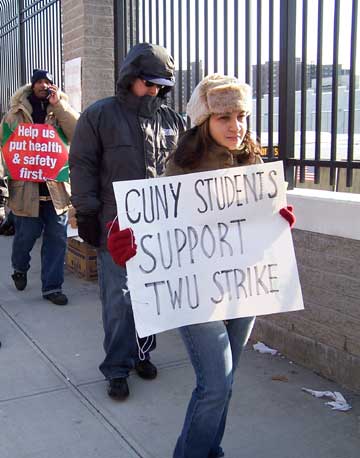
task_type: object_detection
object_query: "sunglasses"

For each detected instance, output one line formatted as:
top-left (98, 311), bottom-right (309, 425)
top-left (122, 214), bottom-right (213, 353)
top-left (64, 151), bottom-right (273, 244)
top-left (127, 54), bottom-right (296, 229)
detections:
top-left (143, 80), bottom-right (164, 89)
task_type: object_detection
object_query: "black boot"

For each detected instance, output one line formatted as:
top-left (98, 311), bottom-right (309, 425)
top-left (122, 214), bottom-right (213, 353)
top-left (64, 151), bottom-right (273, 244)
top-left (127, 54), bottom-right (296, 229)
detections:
top-left (43, 292), bottom-right (68, 306)
top-left (135, 360), bottom-right (158, 380)
top-left (107, 378), bottom-right (129, 400)
top-left (11, 271), bottom-right (27, 291)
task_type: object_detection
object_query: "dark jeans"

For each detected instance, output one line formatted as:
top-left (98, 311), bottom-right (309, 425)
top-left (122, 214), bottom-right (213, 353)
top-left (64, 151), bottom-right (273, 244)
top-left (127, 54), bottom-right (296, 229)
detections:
top-left (97, 250), bottom-right (156, 379)
top-left (11, 201), bottom-right (68, 294)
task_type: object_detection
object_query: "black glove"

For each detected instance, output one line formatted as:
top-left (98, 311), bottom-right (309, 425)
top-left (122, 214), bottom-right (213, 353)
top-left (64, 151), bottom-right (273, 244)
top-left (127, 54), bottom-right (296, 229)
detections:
top-left (76, 213), bottom-right (101, 247)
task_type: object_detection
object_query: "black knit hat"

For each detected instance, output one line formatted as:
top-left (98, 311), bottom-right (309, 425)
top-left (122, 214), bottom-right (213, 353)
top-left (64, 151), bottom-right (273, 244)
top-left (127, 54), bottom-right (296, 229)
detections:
top-left (31, 69), bottom-right (53, 86)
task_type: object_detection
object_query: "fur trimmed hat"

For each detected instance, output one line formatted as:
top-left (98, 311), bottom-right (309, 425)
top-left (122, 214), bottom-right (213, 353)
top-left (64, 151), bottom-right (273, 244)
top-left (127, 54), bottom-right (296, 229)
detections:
top-left (186, 73), bottom-right (252, 126)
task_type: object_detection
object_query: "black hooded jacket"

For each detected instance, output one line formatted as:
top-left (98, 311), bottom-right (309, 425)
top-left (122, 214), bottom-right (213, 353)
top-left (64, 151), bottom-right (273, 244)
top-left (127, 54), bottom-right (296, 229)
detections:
top-left (69, 43), bottom-right (185, 248)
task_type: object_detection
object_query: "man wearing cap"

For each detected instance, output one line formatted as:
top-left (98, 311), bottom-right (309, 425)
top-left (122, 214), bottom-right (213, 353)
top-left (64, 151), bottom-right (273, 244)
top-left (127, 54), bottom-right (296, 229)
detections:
top-left (0, 69), bottom-right (79, 305)
top-left (69, 42), bottom-right (185, 400)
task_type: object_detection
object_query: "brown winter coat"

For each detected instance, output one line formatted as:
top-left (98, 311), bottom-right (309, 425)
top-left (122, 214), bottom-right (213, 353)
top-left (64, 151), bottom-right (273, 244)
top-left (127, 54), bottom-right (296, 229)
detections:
top-left (0, 84), bottom-right (79, 217)
top-left (164, 146), bottom-right (263, 177)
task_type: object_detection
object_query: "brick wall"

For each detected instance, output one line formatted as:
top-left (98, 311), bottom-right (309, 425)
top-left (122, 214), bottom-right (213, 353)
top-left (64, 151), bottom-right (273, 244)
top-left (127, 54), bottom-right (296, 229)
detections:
top-left (252, 229), bottom-right (360, 393)
top-left (62, 0), bottom-right (114, 110)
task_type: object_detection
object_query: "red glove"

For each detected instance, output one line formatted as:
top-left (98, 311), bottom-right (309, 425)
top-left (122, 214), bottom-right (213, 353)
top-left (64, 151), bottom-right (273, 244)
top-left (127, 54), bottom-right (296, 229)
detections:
top-left (106, 220), bottom-right (137, 267)
top-left (279, 205), bottom-right (296, 229)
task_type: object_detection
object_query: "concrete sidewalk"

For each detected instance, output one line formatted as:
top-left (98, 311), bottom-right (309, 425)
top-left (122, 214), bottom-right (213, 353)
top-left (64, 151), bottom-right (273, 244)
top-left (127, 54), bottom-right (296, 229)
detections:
top-left (0, 234), bottom-right (359, 458)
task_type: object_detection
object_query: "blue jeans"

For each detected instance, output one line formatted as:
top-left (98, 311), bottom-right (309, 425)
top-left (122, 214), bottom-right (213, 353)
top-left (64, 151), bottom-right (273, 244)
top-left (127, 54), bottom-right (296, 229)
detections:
top-left (97, 250), bottom-right (156, 380)
top-left (173, 316), bottom-right (256, 458)
top-left (12, 201), bottom-right (68, 294)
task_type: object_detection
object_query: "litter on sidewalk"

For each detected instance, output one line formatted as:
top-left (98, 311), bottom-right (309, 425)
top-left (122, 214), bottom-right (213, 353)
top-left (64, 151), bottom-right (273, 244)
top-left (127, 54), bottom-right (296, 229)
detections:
top-left (253, 341), bottom-right (278, 356)
top-left (302, 388), bottom-right (352, 412)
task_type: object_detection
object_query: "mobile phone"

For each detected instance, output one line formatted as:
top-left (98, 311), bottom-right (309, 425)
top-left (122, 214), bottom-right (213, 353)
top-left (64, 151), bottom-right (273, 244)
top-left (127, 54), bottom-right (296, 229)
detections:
top-left (47, 88), bottom-right (52, 98)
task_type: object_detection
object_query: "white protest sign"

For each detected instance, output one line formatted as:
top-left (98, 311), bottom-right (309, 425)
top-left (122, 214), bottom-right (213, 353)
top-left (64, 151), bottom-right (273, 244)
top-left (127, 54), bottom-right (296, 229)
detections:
top-left (113, 161), bottom-right (304, 337)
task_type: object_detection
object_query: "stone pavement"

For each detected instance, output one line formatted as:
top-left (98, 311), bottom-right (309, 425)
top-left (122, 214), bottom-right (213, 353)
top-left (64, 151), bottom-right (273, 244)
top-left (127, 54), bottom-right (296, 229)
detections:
top-left (0, 234), bottom-right (359, 458)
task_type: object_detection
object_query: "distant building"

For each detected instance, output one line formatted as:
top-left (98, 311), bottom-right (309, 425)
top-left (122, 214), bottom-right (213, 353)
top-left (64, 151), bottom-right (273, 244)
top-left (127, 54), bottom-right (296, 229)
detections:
top-left (252, 60), bottom-right (352, 97)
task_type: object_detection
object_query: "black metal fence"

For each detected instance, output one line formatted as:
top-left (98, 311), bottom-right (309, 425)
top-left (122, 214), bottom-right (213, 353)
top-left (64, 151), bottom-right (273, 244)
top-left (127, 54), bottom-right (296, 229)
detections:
top-left (114, 0), bottom-right (360, 190)
top-left (0, 0), bottom-right (62, 118)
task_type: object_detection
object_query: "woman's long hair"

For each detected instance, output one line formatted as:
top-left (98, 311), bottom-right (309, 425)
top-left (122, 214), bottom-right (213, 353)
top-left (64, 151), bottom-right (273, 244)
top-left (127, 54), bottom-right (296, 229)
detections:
top-left (170, 118), bottom-right (262, 170)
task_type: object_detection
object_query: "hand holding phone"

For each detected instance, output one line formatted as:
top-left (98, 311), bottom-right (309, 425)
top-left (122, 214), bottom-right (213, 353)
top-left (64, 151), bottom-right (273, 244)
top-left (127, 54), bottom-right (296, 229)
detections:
top-left (47, 85), bottom-right (60, 105)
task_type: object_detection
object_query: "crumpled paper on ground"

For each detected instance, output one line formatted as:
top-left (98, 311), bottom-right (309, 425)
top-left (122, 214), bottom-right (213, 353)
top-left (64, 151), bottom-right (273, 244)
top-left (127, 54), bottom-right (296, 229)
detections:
top-left (302, 388), bottom-right (352, 411)
top-left (253, 341), bottom-right (278, 356)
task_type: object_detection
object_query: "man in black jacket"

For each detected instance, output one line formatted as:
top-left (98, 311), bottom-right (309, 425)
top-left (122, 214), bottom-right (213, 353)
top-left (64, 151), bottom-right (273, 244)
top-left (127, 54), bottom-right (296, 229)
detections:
top-left (69, 43), bottom-right (185, 400)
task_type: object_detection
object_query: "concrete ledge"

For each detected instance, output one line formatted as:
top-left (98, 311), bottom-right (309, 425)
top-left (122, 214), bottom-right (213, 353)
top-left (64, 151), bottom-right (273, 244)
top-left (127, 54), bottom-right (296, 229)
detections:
top-left (255, 190), bottom-right (360, 393)
top-left (287, 188), bottom-right (360, 240)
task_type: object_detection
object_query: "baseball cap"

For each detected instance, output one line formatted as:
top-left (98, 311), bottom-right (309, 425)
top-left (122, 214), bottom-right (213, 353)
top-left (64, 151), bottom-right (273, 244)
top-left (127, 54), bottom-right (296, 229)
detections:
top-left (141, 74), bottom-right (175, 87)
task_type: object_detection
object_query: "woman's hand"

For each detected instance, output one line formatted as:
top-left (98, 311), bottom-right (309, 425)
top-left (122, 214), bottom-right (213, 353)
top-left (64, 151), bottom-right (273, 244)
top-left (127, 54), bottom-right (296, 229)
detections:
top-left (106, 220), bottom-right (137, 267)
top-left (279, 205), bottom-right (296, 229)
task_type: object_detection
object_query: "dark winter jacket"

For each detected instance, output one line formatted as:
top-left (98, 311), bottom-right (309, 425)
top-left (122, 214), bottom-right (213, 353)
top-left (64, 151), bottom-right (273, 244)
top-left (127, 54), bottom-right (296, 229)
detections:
top-left (69, 43), bottom-right (185, 248)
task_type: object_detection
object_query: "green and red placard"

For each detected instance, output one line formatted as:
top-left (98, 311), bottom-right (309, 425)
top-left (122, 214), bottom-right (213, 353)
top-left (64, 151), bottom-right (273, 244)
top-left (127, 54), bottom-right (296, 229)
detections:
top-left (1, 122), bottom-right (69, 182)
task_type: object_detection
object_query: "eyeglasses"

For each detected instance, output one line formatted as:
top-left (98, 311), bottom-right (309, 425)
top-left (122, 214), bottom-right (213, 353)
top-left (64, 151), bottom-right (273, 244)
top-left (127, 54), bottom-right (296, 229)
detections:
top-left (143, 80), bottom-right (164, 89)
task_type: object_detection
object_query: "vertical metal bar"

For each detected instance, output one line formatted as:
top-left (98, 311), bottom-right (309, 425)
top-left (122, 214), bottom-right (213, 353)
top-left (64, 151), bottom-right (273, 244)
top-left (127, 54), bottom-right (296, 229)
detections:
top-left (224, 0), bottom-right (228, 74)
top-left (136, 0), bottom-right (140, 42)
top-left (195, 0), bottom-right (199, 85)
top-left (142, 0), bottom-right (146, 41)
top-left (149, 0), bottom-right (153, 43)
top-left (346, 0), bottom-right (358, 187)
top-left (40, 3), bottom-right (45, 69)
top-left (279, 0), bottom-right (296, 188)
top-left (59, 0), bottom-right (64, 89)
top-left (24, 6), bottom-right (29, 82)
top-left (28, 4), bottom-right (33, 78)
top-left (33, 3), bottom-right (39, 74)
top-left (49, 2), bottom-right (54, 81)
top-left (256, 0), bottom-right (262, 141)
top-left (156, 0), bottom-right (160, 44)
top-left (18, 0), bottom-right (26, 85)
top-left (129, 0), bottom-right (134, 47)
top-left (170, 0), bottom-right (175, 109)
top-left (330, 0), bottom-right (340, 186)
top-left (114, 0), bottom-right (126, 84)
top-left (186, 0), bottom-right (191, 107)
top-left (234, 0), bottom-right (239, 78)
top-left (214, 0), bottom-right (218, 72)
top-left (268, 0), bottom-right (274, 159)
top-left (245, 0), bottom-right (251, 84)
top-left (124, 0), bottom-right (128, 54)
top-left (299, 0), bottom-right (308, 182)
top-left (204, 0), bottom-right (209, 76)
top-left (178, 0), bottom-right (183, 114)
top-left (163, 0), bottom-right (167, 47)
top-left (314, 0), bottom-right (323, 184)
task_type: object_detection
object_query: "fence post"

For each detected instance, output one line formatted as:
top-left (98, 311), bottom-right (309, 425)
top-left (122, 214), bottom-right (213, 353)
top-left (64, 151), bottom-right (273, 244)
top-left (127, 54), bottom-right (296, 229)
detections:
top-left (279, 0), bottom-right (296, 188)
top-left (114, 0), bottom-right (127, 85)
top-left (18, 0), bottom-right (26, 85)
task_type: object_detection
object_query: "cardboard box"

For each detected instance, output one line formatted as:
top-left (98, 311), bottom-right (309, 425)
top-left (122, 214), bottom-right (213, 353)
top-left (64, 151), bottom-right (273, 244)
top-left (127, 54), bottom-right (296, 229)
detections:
top-left (66, 237), bottom-right (98, 281)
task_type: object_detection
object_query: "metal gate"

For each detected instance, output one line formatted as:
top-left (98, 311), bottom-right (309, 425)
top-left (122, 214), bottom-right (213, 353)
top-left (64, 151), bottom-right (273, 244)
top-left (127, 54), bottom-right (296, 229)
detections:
top-left (0, 0), bottom-right (62, 118)
top-left (114, 0), bottom-right (360, 190)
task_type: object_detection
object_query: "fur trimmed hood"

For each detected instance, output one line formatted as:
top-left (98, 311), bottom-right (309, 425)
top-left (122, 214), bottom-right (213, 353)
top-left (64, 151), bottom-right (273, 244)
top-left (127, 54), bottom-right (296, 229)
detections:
top-left (186, 74), bottom-right (252, 126)
top-left (8, 84), bottom-right (69, 114)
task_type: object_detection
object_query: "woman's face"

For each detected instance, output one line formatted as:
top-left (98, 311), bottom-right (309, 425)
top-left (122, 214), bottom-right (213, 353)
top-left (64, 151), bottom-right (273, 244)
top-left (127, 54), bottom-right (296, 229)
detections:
top-left (208, 111), bottom-right (248, 150)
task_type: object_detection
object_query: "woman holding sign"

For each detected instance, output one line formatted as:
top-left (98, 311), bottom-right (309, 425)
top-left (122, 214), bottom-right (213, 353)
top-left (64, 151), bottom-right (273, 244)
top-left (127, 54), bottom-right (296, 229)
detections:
top-left (107, 74), bottom-right (295, 458)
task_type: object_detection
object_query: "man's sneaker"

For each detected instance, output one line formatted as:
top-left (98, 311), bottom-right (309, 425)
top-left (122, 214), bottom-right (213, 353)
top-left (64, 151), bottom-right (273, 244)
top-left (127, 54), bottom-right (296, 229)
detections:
top-left (107, 378), bottom-right (129, 400)
top-left (43, 292), bottom-right (68, 306)
top-left (135, 360), bottom-right (158, 380)
top-left (11, 271), bottom-right (27, 291)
